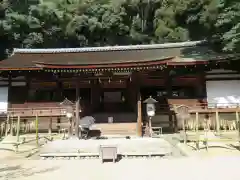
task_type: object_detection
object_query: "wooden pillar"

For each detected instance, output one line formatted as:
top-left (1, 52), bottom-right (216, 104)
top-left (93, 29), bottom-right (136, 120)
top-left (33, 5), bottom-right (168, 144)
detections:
top-left (165, 69), bottom-right (172, 97)
top-left (8, 72), bottom-right (12, 111)
top-left (165, 69), bottom-right (173, 131)
top-left (56, 81), bottom-right (63, 100)
top-left (137, 96), bottom-right (142, 136)
top-left (75, 82), bottom-right (80, 138)
top-left (91, 80), bottom-right (100, 112)
top-left (194, 73), bottom-right (206, 101)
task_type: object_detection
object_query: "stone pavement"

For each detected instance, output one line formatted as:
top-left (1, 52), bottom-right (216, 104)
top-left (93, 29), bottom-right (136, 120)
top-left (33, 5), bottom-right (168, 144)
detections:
top-left (1, 156), bottom-right (240, 180)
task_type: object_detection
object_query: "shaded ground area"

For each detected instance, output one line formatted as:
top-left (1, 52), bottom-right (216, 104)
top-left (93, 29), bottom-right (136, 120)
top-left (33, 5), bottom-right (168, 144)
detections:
top-left (0, 161), bottom-right (59, 179)
top-left (0, 134), bottom-right (60, 160)
top-left (176, 131), bottom-right (240, 157)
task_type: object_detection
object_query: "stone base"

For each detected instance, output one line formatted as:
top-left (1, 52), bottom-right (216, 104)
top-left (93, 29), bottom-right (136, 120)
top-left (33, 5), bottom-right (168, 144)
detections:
top-left (40, 137), bottom-right (173, 157)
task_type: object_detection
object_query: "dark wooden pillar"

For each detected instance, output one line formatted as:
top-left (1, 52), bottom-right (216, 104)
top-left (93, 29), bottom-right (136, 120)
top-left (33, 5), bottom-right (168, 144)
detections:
top-left (56, 81), bottom-right (63, 100)
top-left (132, 72), bottom-right (142, 136)
top-left (8, 72), bottom-right (12, 108)
top-left (75, 82), bottom-right (80, 138)
top-left (165, 69), bottom-right (175, 132)
top-left (91, 80), bottom-right (101, 112)
top-left (198, 72), bottom-right (206, 98)
top-left (165, 69), bottom-right (172, 97)
top-left (25, 74), bottom-right (30, 101)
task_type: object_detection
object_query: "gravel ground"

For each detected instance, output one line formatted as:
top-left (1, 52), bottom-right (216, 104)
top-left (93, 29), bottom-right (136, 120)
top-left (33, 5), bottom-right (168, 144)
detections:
top-left (1, 156), bottom-right (240, 180)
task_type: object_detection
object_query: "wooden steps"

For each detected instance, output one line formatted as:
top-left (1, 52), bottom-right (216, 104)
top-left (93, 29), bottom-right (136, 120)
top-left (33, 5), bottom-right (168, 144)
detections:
top-left (93, 123), bottom-right (137, 136)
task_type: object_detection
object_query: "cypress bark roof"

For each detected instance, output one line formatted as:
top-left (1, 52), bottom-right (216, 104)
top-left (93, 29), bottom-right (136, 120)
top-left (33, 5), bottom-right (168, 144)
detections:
top-left (0, 41), bottom-right (230, 70)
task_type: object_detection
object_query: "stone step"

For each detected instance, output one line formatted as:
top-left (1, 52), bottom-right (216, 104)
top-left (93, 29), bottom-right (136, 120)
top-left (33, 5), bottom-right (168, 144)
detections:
top-left (93, 123), bottom-right (137, 135)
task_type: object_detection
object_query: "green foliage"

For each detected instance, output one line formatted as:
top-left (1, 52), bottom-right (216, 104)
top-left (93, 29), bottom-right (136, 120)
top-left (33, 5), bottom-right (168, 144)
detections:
top-left (0, 0), bottom-right (239, 59)
top-left (212, 0), bottom-right (240, 53)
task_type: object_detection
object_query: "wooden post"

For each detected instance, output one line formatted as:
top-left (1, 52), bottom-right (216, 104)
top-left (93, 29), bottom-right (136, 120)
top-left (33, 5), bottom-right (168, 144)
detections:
top-left (195, 112), bottom-right (199, 150)
top-left (204, 118), bottom-right (209, 151)
top-left (137, 97), bottom-right (142, 136)
top-left (35, 114), bottom-right (39, 147)
top-left (0, 123), bottom-right (4, 137)
top-left (149, 117), bottom-right (152, 137)
top-left (23, 119), bottom-right (27, 133)
top-left (10, 116), bottom-right (14, 136)
top-left (5, 115), bottom-right (9, 137)
top-left (68, 117), bottom-right (72, 137)
top-left (48, 117), bottom-right (52, 137)
top-left (16, 116), bottom-right (21, 143)
top-left (215, 108), bottom-right (220, 135)
top-left (75, 83), bottom-right (80, 138)
top-left (236, 109), bottom-right (240, 148)
top-left (15, 115), bottom-right (21, 152)
top-left (183, 118), bottom-right (187, 144)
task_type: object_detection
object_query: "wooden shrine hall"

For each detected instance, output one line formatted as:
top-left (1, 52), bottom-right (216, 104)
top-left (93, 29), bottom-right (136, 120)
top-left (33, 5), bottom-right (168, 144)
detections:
top-left (0, 40), bottom-right (239, 136)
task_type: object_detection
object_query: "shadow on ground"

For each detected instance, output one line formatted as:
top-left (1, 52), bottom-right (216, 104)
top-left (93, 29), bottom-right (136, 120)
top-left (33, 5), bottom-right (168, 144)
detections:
top-left (229, 144), bottom-right (240, 151)
top-left (0, 164), bottom-right (59, 179)
top-left (187, 144), bottom-right (238, 151)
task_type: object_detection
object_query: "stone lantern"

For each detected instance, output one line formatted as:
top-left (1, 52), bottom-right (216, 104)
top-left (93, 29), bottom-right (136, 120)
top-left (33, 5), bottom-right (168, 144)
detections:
top-left (143, 96), bottom-right (158, 136)
top-left (60, 98), bottom-right (74, 137)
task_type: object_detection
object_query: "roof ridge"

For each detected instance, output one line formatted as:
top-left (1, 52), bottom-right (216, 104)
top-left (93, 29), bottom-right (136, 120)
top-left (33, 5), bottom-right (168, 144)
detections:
top-left (13, 41), bottom-right (204, 54)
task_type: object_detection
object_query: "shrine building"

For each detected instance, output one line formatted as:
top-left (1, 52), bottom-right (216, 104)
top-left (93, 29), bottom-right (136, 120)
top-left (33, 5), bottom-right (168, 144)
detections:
top-left (0, 40), bottom-right (239, 135)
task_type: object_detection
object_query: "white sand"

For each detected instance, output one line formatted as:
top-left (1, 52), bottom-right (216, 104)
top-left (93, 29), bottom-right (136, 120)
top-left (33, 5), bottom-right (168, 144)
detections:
top-left (0, 156), bottom-right (240, 180)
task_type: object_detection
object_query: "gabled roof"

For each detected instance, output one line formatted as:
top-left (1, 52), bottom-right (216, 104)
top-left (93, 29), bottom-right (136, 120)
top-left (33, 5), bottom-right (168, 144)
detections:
top-left (0, 41), bottom-right (230, 71)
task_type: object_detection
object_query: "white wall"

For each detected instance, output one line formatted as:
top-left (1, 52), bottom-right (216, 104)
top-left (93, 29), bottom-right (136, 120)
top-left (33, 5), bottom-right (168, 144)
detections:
top-left (206, 80), bottom-right (240, 108)
top-left (0, 87), bottom-right (8, 113)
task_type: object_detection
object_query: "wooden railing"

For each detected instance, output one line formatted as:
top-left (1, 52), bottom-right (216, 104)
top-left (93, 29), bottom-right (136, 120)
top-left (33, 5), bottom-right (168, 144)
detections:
top-left (0, 102), bottom-right (239, 137)
top-left (3, 102), bottom-right (240, 117)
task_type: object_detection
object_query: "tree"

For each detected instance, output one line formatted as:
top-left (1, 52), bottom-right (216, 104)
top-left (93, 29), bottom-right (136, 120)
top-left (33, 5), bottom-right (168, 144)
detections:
top-left (213, 0), bottom-right (240, 53)
top-left (0, 0), bottom-right (232, 60)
